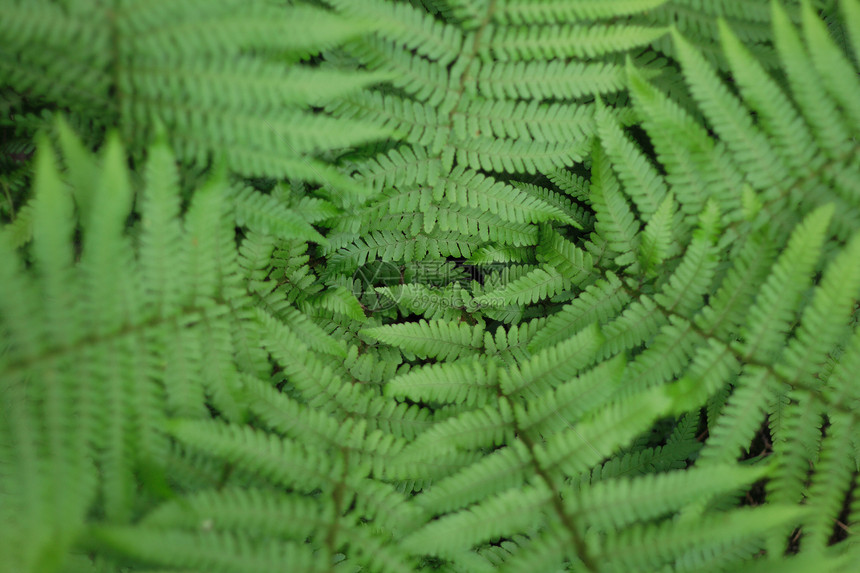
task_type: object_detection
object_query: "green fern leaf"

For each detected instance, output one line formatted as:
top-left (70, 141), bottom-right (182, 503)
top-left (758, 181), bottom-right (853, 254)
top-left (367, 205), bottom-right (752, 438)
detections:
top-left (569, 463), bottom-right (769, 531)
top-left (738, 204), bottom-right (834, 363)
top-left (483, 24), bottom-right (668, 61)
top-left (475, 265), bottom-right (566, 307)
top-left (91, 526), bottom-right (323, 573)
top-left (361, 318), bottom-right (484, 361)
top-left (386, 357), bottom-right (498, 407)
top-left (600, 506), bottom-right (805, 572)
top-left (590, 143), bottom-right (641, 268)
top-left (493, 0), bottom-right (670, 25)
top-left (596, 100), bottom-right (668, 220)
top-left (800, 0), bottom-right (860, 137)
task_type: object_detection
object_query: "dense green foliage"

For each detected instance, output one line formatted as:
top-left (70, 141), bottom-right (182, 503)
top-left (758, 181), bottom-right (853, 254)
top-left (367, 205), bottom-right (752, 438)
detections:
top-left (1, 0), bottom-right (859, 572)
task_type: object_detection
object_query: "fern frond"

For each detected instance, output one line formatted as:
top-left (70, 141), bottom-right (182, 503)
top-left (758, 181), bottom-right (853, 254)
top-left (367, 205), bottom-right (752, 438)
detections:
top-left (421, 199), bottom-right (539, 246)
top-left (626, 61), bottom-right (746, 224)
top-left (331, 0), bottom-right (464, 65)
top-left (327, 229), bottom-right (481, 272)
top-left (409, 440), bottom-right (533, 515)
top-left (771, 0), bottom-right (855, 162)
top-left (125, 2), bottom-right (374, 56)
top-left (469, 60), bottom-right (630, 100)
top-left (142, 488), bottom-right (325, 539)
top-left (699, 366), bottom-right (778, 465)
top-left (717, 18), bottom-right (818, 175)
top-left (309, 286), bottom-right (368, 322)
top-left (4, 2), bottom-right (859, 571)
top-left (738, 204), bottom-right (834, 363)
top-left (844, 0), bottom-right (860, 64)
top-left (600, 506), bottom-right (805, 572)
top-left (776, 231), bottom-right (860, 385)
top-left (475, 265), bottom-right (566, 307)
top-left (386, 357), bottom-right (498, 407)
top-left (402, 482), bottom-right (552, 558)
top-left (599, 295), bottom-right (667, 360)
top-left (348, 37), bottom-right (453, 106)
top-left (449, 134), bottom-right (589, 174)
top-left (625, 316), bottom-right (704, 391)
top-left (378, 283), bottom-right (470, 322)
top-left (535, 385), bottom-right (676, 477)
top-left (694, 228), bottom-right (778, 338)
top-left (528, 272), bottom-right (630, 351)
top-left (672, 29), bottom-right (787, 191)
top-left (800, 0), bottom-right (860, 137)
top-left (255, 308), bottom-right (414, 428)
top-left (1, 0), bottom-right (390, 183)
top-left (569, 463), bottom-right (768, 531)
top-left (230, 186), bottom-right (327, 244)
top-left (332, 91), bottom-right (439, 148)
top-left (515, 355), bottom-right (626, 437)
top-left (0, 122), bottom-right (275, 569)
top-left (548, 168), bottom-right (590, 202)
top-left (731, 549), bottom-right (858, 573)
top-left (589, 144), bottom-right (641, 268)
top-left (265, 304), bottom-right (347, 358)
top-left (469, 244), bottom-right (536, 264)
top-left (764, 389), bottom-right (823, 553)
top-left (483, 318), bottom-right (544, 366)
top-left (439, 167), bottom-right (572, 224)
top-left (0, 2), bottom-right (110, 111)
top-left (803, 412), bottom-right (856, 550)
top-left (501, 323), bottom-right (604, 399)
top-left (651, 199), bottom-right (721, 317)
top-left (361, 318), bottom-right (484, 361)
top-left (493, 0), bottom-right (670, 25)
top-left (632, 0), bottom-right (784, 70)
top-left (168, 417), bottom-right (419, 532)
top-left (490, 528), bottom-right (569, 573)
top-left (596, 100), bottom-right (668, 220)
top-left (138, 130), bottom-right (187, 318)
top-left (404, 398), bottom-right (515, 457)
top-left (639, 192), bottom-right (681, 274)
top-left (350, 145), bottom-right (442, 192)
top-left (535, 225), bottom-right (596, 287)
top-left (514, 182), bottom-right (592, 230)
top-left (456, 98), bottom-right (593, 144)
top-left (91, 526), bottom-right (323, 573)
top-left (244, 376), bottom-right (407, 479)
top-left (344, 343), bottom-right (403, 385)
top-left (483, 24), bottom-right (668, 61)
